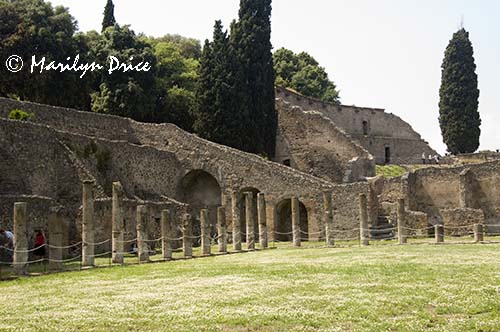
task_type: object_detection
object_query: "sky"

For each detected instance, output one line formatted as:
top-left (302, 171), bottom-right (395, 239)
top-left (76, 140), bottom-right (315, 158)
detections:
top-left (49, 0), bottom-right (500, 154)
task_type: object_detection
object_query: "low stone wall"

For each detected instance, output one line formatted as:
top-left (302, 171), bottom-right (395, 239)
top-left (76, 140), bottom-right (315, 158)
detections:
top-left (406, 211), bottom-right (429, 237)
top-left (332, 182), bottom-right (370, 239)
top-left (440, 208), bottom-right (485, 236)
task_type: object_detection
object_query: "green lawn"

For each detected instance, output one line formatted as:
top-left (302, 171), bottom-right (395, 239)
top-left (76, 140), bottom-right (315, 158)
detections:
top-left (1, 243), bottom-right (499, 332)
top-left (376, 165), bottom-right (408, 178)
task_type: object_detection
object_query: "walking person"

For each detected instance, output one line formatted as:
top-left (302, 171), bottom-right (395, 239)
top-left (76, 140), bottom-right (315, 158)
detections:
top-left (422, 152), bottom-right (426, 165)
top-left (428, 154), bottom-right (433, 165)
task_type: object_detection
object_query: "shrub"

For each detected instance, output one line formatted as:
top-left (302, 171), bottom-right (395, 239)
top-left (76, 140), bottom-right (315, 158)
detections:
top-left (8, 109), bottom-right (33, 121)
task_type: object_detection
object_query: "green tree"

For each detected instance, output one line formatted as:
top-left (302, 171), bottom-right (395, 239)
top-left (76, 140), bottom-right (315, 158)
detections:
top-left (194, 21), bottom-right (239, 145)
top-left (90, 25), bottom-right (157, 122)
top-left (102, 0), bottom-right (116, 32)
top-left (0, 0), bottom-right (92, 110)
top-left (147, 34), bottom-right (202, 60)
top-left (150, 40), bottom-right (199, 130)
top-left (439, 28), bottom-right (480, 154)
top-left (274, 47), bottom-right (340, 104)
top-left (231, 0), bottom-right (276, 158)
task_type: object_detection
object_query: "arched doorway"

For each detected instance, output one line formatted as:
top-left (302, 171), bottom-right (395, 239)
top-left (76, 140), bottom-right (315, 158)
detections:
top-left (238, 188), bottom-right (260, 242)
top-left (179, 170), bottom-right (221, 243)
top-left (275, 199), bottom-right (309, 242)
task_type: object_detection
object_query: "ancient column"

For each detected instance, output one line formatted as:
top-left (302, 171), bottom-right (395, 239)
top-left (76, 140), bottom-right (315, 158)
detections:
top-left (257, 193), bottom-right (268, 249)
top-left (323, 191), bottom-right (335, 247)
top-left (434, 224), bottom-right (444, 243)
top-left (13, 202), bottom-right (28, 275)
top-left (200, 209), bottom-right (211, 256)
top-left (291, 197), bottom-right (301, 247)
top-left (217, 207), bottom-right (227, 253)
top-left (182, 213), bottom-right (193, 258)
top-left (459, 169), bottom-right (473, 208)
top-left (245, 192), bottom-right (256, 250)
top-left (82, 180), bottom-right (95, 267)
top-left (231, 192), bottom-right (242, 251)
top-left (359, 194), bottom-right (369, 246)
top-left (474, 224), bottom-right (484, 243)
top-left (111, 182), bottom-right (124, 264)
top-left (161, 209), bottom-right (172, 260)
top-left (48, 207), bottom-right (63, 271)
top-left (397, 198), bottom-right (407, 244)
top-left (136, 205), bottom-right (149, 263)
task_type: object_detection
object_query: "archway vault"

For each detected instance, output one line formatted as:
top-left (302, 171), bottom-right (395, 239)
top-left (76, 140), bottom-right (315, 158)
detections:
top-left (275, 198), bottom-right (309, 242)
top-left (178, 170), bottom-right (221, 242)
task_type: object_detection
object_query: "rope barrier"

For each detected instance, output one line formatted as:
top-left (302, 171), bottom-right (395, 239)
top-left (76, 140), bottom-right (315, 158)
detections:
top-left (114, 238), bottom-right (138, 244)
top-left (401, 226), bottom-right (434, 231)
top-left (47, 255), bottom-right (82, 263)
top-left (143, 238), bottom-right (163, 243)
top-left (92, 251), bottom-right (112, 258)
top-left (47, 242), bottom-right (82, 249)
top-left (82, 239), bottom-right (111, 246)
top-left (274, 231), bottom-right (293, 235)
top-left (166, 237), bottom-right (183, 241)
top-left (0, 244), bottom-right (46, 253)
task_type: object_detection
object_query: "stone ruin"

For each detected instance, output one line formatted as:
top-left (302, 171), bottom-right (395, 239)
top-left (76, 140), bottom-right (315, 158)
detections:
top-left (0, 86), bottom-right (499, 268)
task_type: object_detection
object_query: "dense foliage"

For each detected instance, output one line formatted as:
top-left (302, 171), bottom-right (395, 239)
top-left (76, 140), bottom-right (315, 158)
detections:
top-left (0, 0), bottom-right (200, 129)
top-left (101, 0), bottom-right (115, 32)
top-left (439, 28), bottom-right (481, 154)
top-left (0, 0), bottom-right (92, 110)
top-left (90, 25), bottom-right (157, 123)
top-left (230, 0), bottom-right (277, 157)
top-left (274, 48), bottom-right (340, 104)
top-left (0, 0), bottom-right (340, 157)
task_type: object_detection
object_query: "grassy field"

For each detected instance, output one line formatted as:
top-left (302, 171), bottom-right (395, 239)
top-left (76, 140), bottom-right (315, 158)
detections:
top-left (376, 165), bottom-right (408, 178)
top-left (0, 243), bottom-right (499, 332)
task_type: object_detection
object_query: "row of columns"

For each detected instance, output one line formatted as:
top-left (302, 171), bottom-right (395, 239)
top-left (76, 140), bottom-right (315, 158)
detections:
top-left (231, 191), bottom-right (269, 251)
top-left (8, 188), bottom-right (489, 275)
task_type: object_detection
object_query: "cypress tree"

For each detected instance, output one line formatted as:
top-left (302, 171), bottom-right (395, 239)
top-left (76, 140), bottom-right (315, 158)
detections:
top-left (102, 0), bottom-right (116, 32)
top-left (195, 21), bottom-right (237, 145)
top-left (231, 0), bottom-right (276, 158)
top-left (439, 28), bottom-right (481, 154)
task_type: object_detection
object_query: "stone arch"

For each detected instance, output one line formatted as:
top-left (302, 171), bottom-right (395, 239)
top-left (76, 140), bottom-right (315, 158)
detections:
top-left (275, 198), bottom-right (309, 242)
top-left (238, 187), bottom-right (260, 242)
top-left (179, 170), bottom-right (221, 242)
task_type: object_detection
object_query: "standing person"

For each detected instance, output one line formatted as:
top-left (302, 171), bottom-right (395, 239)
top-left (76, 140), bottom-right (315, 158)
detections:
top-left (428, 154), bottom-right (433, 165)
top-left (0, 228), bottom-right (14, 263)
top-left (422, 152), bottom-right (426, 164)
top-left (33, 230), bottom-right (46, 259)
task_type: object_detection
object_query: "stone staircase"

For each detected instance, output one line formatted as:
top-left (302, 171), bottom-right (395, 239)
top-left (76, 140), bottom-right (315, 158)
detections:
top-left (370, 215), bottom-right (395, 240)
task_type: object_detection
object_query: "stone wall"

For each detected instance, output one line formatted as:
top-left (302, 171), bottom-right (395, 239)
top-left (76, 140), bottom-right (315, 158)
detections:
top-left (376, 162), bottom-right (500, 232)
top-left (332, 182), bottom-right (370, 239)
top-left (275, 87), bottom-right (437, 164)
top-left (0, 96), bottom-right (347, 241)
top-left (440, 208), bottom-right (485, 236)
top-left (0, 97), bottom-right (132, 142)
top-left (274, 98), bottom-right (375, 183)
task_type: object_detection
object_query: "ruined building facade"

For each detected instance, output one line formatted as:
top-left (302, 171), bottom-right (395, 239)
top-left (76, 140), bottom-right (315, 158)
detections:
top-left (0, 91), bottom-right (498, 247)
top-left (274, 87), bottom-right (437, 183)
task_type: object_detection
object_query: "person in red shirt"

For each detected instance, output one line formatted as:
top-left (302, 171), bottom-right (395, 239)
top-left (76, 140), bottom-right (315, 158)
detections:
top-left (34, 230), bottom-right (46, 259)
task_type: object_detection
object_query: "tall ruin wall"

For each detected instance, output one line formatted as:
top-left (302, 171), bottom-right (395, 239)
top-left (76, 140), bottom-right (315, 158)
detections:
top-left (275, 87), bottom-right (437, 164)
top-left (274, 98), bottom-right (375, 183)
